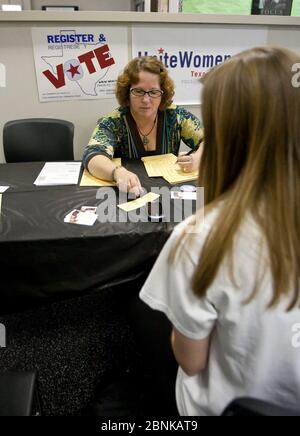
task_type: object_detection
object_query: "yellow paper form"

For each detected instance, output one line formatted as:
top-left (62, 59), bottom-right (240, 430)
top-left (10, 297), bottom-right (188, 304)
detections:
top-left (80, 158), bottom-right (121, 187)
top-left (141, 153), bottom-right (177, 177)
top-left (142, 153), bottom-right (198, 184)
top-left (118, 192), bottom-right (160, 212)
top-left (162, 164), bottom-right (198, 184)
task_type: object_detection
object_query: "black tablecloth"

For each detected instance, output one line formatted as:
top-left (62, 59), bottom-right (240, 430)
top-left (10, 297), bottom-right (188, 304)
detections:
top-left (0, 161), bottom-right (195, 301)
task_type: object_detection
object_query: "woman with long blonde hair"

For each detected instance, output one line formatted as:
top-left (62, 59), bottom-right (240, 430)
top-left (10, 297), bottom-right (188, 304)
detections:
top-left (140, 46), bottom-right (300, 415)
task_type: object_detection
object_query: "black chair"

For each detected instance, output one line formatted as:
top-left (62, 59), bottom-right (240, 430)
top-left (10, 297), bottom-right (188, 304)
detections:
top-left (3, 118), bottom-right (74, 163)
top-left (0, 370), bottom-right (42, 416)
top-left (222, 397), bottom-right (300, 416)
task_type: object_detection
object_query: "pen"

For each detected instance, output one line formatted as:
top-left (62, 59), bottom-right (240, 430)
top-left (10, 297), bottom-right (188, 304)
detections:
top-left (185, 148), bottom-right (197, 156)
top-left (175, 144), bottom-right (200, 164)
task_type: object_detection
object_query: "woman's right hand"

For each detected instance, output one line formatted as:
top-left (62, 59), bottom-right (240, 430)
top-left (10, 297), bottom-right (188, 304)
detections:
top-left (114, 167), bottom-right (142, 196)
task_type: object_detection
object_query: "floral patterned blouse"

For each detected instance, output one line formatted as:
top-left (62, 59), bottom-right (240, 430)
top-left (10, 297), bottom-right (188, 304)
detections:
top-left (82, 104), bottom-right (203, 168)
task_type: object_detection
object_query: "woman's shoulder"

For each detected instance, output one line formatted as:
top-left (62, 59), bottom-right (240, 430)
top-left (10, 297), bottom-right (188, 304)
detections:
top-left (100, 107), bottom-right (126, 120)
top-left (169, 207), bottom-right (221, 265)
top-left (165, 104), bottom-right (191, 114)
top-left (164, 104), bottom-right (181, 116)
top-left (97, 107), bottom-right (127, 126)
top-left (164, 105), bottom-right (199, 122)
top-left (165, 103), bottom-right (178, 111)
top-left (171, 206), bottom-right (263, 265)
top-left (173, 207), bottom-right (219, 236)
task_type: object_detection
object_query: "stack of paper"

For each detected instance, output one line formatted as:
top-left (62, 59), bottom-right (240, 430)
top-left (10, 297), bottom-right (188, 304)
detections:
top-left (34, 162), bottom-right (82, 186)
top-left (142, 153), bottom-right (198, 184)
top-left (80, 158), bottom-right (121, 187)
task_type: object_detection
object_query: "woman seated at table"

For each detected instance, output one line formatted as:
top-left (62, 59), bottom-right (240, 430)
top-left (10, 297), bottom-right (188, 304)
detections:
top-left (82, 56), bottom-right (203, 195)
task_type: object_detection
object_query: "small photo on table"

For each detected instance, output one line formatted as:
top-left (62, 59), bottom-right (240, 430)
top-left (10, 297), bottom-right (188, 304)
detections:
top-left (64, 207), bottom-right (98, 226)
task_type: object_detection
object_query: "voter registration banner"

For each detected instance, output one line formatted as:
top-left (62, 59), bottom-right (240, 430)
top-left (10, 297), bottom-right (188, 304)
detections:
top-left (132, 24), bottom-right (267, 105)
top-left (32, 27), bottom-right (128, 102)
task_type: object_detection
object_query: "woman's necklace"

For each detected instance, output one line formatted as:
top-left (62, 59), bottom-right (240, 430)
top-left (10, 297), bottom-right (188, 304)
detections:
top-left (136, 116), bottom-right (157, 147)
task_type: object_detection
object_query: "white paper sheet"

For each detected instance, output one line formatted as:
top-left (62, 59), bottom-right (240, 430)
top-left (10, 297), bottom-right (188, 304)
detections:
top-left (34, 162), bottom-right (82, 186)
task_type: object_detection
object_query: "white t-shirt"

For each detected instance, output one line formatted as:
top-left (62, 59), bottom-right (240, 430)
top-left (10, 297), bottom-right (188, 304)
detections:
top-left (140, 208), bottom-right (300, 416)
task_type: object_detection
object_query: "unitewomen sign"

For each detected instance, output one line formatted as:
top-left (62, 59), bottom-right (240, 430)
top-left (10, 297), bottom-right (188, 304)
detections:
top-left (132, 24), bottom-right (267, 105)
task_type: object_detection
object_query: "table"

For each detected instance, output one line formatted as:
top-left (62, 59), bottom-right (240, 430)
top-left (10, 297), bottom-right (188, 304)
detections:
top-left (0, 160), bottom-right (195, 304)
top-left (0, 160), bottom-right (197, 414)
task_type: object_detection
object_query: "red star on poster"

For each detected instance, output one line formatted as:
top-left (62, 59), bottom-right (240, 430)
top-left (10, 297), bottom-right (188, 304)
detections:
top-left (67, 64), bottom-right (80, 78)
top-left (158, 48), bottom-right (165, 54)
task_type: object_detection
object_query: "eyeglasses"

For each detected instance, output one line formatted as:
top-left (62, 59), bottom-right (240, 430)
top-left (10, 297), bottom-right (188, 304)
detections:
top-left (130, 88), bottom-right (163, 98)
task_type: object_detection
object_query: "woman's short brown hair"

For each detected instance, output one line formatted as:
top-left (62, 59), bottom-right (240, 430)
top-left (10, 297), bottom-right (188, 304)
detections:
top-left (115, 56), bottom-right (175, 110)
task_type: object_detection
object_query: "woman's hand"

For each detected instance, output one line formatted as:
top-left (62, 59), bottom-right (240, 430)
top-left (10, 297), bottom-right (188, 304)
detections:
top-left (114, 167), bottom-right (142, 196)
top-left (177, 152), bottom-right (197, 173)
top-left (177, 145), bottom-right (203, 173)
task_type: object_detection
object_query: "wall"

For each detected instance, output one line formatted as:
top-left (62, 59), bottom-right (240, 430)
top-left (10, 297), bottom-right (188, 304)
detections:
top-left (0, 13), bottom-right (300, 162)
top-left (0, 22), bottom-right (131, 162)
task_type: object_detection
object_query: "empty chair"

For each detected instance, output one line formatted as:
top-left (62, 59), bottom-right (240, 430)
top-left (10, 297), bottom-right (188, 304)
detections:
top-left (0, 370), bottom-right (41, 416)
top-left (3, 118), bottom-right (74, 163)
